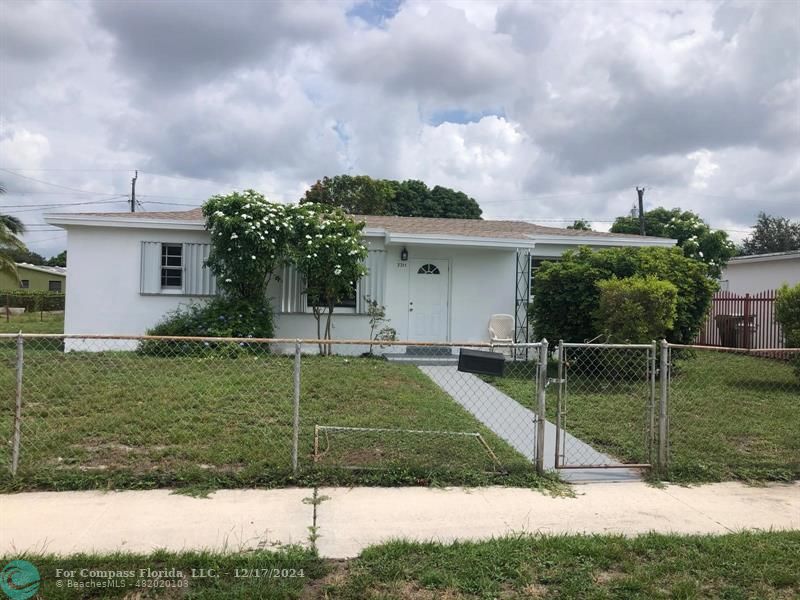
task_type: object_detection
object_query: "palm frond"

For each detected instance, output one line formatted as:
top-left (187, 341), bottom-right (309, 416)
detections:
top-left (0, 214), bottom-right (25, 234)
top-left (0, 254), bottom-right (18, 281)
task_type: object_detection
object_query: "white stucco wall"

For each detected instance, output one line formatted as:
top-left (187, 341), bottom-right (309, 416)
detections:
top-left (62, 225), bottom-right (521, 353)
top-left (61, 223), bottom-right (672, 353)
top-left (721, 256), bottom-right (800, 294)
top-left (381, 243), bottom-right (516, 344)
top-left (64, 225), bottom-right (214, 336)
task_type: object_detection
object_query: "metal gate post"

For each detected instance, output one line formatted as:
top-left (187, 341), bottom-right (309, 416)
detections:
top-left (11, 333), bottom-right (24, 476)
top-left (291, 340), bottom-right (301, 475)
top-left (535, 339), bottom-right (548, 475)
top-left (649, 340), bottom-right (657, 465)
top-left (658, 339), bottom-right (669, 475)
top-left (554, 340), bottom-right (563, 469)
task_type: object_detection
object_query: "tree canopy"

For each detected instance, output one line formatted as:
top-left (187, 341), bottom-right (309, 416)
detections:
top-left (610, 207), bottom-right (735, 278)
top-left (566, 219), bottom-right (592, 231)
top-left (301, 175), bottom-right (482, 219)
top-left (740, 212), bottom-right (800, 255)
top-left (530, 246), bottom-right (716, 345)
top-left (46, 250), bottom-right (67, 267)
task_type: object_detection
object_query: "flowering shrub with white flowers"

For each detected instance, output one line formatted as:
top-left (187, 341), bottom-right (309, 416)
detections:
top-left (610, 207), bottom-right (736, 278)
top-left (290, 203), bottom-right (368, 352)
top-left (146, 191), bottom-right (369, 350)
top-left (203, 190), bottom-right (296, 301)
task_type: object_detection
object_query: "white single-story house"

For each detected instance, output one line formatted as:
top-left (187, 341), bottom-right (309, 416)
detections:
top-left (46, 208), bottom-right (675, 352)
top-left (720, 251), bottom-right (800, 294)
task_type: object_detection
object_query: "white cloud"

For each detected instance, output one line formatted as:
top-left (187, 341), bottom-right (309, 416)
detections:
top-left (0, 0), bottom-right (798, 259)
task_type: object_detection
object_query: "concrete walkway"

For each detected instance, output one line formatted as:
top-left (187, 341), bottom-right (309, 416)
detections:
top-left (2, 482), bottom-right (798, 558)
top-left (419, 365), bottom-right (640, 482)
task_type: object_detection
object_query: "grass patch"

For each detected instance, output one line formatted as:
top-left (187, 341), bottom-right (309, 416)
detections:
top-left (487, 352), bottom-right (655, 469)
top-left (0, 310), bottom-right (64, 334)
top-left (0, 343), bottom-right (555, 492)
top-left (667, 350), bottom-right (800, 483)
top-left (6, 532), bottom-right (798, 598)
top-left (326, 531), bottom-right (800, 599)
top-left (487, 351), bottom-right (800, 483)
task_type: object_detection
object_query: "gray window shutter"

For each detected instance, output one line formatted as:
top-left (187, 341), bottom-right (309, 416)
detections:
top-left (183, 243), bottom-right (217, 296)
top-left (140, 241), bottom-right (161, 294)
top-left (280, 264), bottom-right (304, 313)
top-left (357, 250), bottom-right (385, 313)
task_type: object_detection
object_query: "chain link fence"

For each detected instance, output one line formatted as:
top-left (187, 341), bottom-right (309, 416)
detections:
top-left (665, 344), bottom-right (800, 483)
top-left (556, 343), bottom-right (657, 470)
top-left (2, 334), bottom-right (798, 490)
top-left (0, 335), bottom-right (546, 489)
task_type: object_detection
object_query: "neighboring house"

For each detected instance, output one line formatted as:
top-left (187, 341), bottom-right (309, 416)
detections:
top-left (46, 209), bottom-right (675, 351)
top-left (720, 251), bottom-right (800, 294)
top-left (0, 262), bottom-right (67, 293)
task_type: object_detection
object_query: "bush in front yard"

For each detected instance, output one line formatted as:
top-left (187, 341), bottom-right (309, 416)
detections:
top-left (595, 276), bottom-right (678, 343)
top-left (139, 296), bottom-right (274, 356)
top-left (530, 246), bottom-right (716, 343)
top-left (775, 282), bottom-right (800, 378)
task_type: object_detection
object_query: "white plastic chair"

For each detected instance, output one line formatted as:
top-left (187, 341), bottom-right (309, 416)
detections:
top-left (489, 314), bottom-right (515, 355)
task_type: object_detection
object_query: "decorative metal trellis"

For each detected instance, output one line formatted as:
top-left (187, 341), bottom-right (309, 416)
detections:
top-left (514, 248), bottom-right (532, 349)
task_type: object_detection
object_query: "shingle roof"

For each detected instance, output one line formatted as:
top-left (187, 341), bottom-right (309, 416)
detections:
top-left (58, 208), bottom-right (666, 241)
top-left (74, 208), bottom-right (206, 220)
top-left (353, 214), bottom-right (643, 239)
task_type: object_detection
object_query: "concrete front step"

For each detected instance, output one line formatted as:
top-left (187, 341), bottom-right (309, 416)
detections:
top-left (384, 353), bottom-right (458, 366)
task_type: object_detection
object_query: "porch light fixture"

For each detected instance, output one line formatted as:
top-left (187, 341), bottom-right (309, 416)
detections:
top-left (400, 247), bottom-right (408, 261)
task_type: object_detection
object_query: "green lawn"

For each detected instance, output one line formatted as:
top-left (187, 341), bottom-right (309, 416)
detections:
top-left (0, 310), bottom-right (64, 334)
top-left (487, 350), bottom-right (800, 483)
top-left (0, 343), bottom-right (548, 491)
top-left (667, 350), bottom-right (800, 482)
top-left (9, 532), bottom-right (799, 599)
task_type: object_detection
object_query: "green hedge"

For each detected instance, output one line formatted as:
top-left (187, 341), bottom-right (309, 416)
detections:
top-left (775, 282), bottom-right (800, 378)
top-left (530, 246), bottom-right (715, 344)
top-left (1, 290), bottom-right (65, 312)
top-left (596, 276), bottom-right (678, 343)
top-left (138, 296), bottom-right (275, 356)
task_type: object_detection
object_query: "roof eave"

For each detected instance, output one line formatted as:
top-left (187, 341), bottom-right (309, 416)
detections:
top-left (386, 232), bottom-right (536, 249)
top-left (15, 263), bottom-right (67, 277)
top-left (45, 214), bottom-right (206, 231)
top-left (531, 233), bottom-right (677, 247)
top-left (727, 252), bottom-right (800, 264)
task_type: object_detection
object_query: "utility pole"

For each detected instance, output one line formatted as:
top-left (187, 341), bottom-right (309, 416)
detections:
top-left (130, 170), bottom-right (138, 213)
top-left (636, 186), bottom-right (645, 235)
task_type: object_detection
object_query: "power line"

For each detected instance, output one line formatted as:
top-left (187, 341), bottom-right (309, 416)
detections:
top-left (0, 168), bottom-right (120, 196)
top-left (1, 197), bottom-right (129, 213)
top-left (0, 168), bottom-right (136, 172)
top-left (139, 198), bottom-right (202, 207)
top-left (23, 234), bottom-right (68, 243)
top-left (0, 196), bottom-right (129, 209)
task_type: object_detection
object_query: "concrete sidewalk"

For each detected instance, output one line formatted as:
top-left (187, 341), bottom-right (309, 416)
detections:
top-left (2, 482), bottom-right (798, 559)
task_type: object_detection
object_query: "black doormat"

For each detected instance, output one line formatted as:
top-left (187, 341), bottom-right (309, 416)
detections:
top-left (405, 345), bottom-right (453, 356)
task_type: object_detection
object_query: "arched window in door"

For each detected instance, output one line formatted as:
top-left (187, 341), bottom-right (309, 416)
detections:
top-left (417, 263), bottom-right (440, 275)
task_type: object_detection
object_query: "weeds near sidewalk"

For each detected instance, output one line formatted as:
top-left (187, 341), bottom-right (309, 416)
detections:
top-left (6, 531), bottom-right (798, 598)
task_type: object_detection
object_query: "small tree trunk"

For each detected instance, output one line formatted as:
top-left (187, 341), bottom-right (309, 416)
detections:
top-left (313, 306), bottom-right (323, 355)
top-left (324, 301), bottom-right (334, 356)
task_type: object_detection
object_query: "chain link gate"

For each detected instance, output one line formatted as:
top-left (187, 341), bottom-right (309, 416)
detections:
top-left (553, 342), bottom-right (657, 471)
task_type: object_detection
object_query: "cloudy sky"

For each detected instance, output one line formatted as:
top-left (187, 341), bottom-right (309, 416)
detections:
top-left (1, 0), bottom-right (798, 257)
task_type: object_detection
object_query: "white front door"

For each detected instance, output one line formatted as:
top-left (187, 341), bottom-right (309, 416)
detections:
top-left (408, 259), bottom-right (450, 342)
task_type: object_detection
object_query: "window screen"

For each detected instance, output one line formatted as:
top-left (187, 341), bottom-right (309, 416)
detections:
top-left (160, 244), bottom-right (183, 288)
